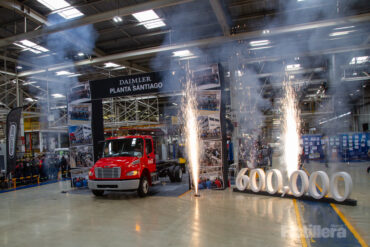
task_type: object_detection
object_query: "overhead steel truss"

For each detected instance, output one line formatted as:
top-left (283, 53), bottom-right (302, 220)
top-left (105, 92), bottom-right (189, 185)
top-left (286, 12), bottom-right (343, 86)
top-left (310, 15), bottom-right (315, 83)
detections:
top-left (103, 96), bottom-right (160, 128)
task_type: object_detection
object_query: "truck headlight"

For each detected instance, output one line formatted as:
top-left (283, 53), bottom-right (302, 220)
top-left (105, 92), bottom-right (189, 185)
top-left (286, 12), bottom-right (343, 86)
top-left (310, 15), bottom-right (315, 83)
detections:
top-left (126, 170), bottom-right (138, 176)
top-left (88, 170), bottom-right (94, 176)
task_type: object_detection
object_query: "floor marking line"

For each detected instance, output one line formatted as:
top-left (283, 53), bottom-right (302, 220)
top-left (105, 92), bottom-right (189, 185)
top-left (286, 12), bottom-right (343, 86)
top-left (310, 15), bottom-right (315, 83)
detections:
top-left (330, 203), bottom-right (369, 247)
top-left (178, 189), bottom-right (191, 198)
top-left (293, 199), bottom-right (308, 247)
top-left (302, 166), bottom-right (367, 247)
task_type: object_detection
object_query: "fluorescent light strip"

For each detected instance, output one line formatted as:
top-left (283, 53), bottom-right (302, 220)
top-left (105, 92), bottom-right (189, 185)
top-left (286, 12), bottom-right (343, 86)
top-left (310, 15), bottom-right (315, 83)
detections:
top-left (56, 70), bottom-right (73, 76)
top-left (329, 30), bottom-right (355, 37)
top-left (173, 50), bottom-right (193, 57)
top-left (334, 26), bottom-right (355, 30)
top-left (249, 40), bottom-right (270, 47)
top-left (67, 74), bottom-right (82, 77)
top-left (23, 81), bottom-right (37, 85)
top-left (104, 62), bottom-right (120, 68)
top-left (111, 66), bottom-right (126, 71)
top-left (51, 94), bottom-right (65, 98)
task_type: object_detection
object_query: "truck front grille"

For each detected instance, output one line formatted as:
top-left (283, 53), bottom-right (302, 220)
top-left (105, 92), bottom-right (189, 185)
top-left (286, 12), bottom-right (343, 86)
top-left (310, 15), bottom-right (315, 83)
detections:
top-left (95, 167), bottom-right (121, 179)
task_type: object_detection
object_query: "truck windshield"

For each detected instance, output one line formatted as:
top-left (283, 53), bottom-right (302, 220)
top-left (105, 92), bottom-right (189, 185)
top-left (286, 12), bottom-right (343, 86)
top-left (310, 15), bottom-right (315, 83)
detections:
top-left (103, 138), bottom-right (143, 157)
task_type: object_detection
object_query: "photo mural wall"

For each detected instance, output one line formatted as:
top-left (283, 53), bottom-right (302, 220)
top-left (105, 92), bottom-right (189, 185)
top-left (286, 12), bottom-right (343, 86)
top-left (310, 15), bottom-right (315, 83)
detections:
top-left (192, 64), bottom-right (227, 188)
top-left (67, 83), bottom-right (94, 168)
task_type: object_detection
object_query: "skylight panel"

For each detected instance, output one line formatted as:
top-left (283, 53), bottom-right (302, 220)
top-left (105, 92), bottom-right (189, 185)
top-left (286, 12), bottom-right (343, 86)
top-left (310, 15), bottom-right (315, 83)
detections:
top-left (132, 10), bottom-right (159, 22)
top-left (37, 0), bottom-right (84, 19)
top-left (286, 64), bottom-right (301, 71)
top-left (349, 56), bottom-right (369, 65)
top-left (132, 10), bottom-right (166, 29)
top-left (13, 40), bottom-right (49, 54)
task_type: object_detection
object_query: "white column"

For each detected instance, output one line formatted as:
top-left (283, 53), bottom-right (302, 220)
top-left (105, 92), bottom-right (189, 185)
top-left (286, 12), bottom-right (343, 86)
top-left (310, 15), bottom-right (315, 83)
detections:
top-left (58, 133), bottom-right (61, 148)
top-left (39, 132), bottom-right (43, 153)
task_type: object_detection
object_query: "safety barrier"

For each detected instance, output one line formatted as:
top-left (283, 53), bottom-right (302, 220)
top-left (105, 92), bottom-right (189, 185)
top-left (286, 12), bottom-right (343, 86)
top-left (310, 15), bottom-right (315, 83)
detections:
top-left (1, 170), bottom-right (70, 190)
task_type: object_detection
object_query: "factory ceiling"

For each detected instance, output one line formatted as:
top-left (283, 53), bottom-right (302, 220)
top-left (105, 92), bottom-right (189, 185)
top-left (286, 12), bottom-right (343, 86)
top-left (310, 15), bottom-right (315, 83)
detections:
top-left (0, 0), bottom-right (368, 118)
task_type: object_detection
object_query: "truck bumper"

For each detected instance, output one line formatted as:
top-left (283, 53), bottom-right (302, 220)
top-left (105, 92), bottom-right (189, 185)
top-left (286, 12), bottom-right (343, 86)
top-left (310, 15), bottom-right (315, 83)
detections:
top-left (88, 179), bottom-right (140, 191)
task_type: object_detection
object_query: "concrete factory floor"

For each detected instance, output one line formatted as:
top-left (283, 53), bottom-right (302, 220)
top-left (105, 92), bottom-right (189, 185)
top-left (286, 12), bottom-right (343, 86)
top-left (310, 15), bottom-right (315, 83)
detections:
top-left (0, 162), bottom-right (369, 247)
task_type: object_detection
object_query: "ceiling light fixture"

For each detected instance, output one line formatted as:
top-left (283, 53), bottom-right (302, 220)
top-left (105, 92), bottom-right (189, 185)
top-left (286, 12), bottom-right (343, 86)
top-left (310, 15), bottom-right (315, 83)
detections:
top-left (286, 64), bottom-right (301, 71)
top-left (51, 94), bottom-right (65, 98)
top-left (329, 30), bottom-right (355, 37)
top-left (25, 98), bottom-right (37, 102)
top-left (249, 40), bottom-right (270, 47)
top-left (67, 74), bottom-right (82, 77)
top-left (334, 26), bottom-right (355, 30)
top-left (132, 10), bottom-right (166, 29)
top-left (104, 62), bottom-right (120, 68)
top-left (172, 50), bottom-right (193, 57)
top-left (113, 16), bottom-right (122, 23)
top-left (56, 70), bottom-right (73, 76)
top-left (23, 81), bottom-right (36, 85)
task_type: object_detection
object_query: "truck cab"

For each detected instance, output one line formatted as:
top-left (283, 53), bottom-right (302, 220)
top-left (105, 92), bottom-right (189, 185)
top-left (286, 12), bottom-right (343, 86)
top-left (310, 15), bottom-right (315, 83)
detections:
top-left (88, 135), bottom-right (157, 197)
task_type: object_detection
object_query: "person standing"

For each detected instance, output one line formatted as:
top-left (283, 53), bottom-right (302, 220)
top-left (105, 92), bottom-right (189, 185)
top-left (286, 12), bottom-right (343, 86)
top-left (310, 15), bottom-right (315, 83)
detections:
top-left (60, 155), bottom-right (67, 178)
top-left (267, 144), bottom-right (273, 167)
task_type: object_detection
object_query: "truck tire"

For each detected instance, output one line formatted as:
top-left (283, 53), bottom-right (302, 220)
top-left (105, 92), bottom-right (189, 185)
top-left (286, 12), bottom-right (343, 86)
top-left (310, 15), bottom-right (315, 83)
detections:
top-left (174, 165), bottom-right (183, 182)
top-left (168, 166), bottom-right (176, 183)
top-left (138, 176), bottom-right (149, 197)
top-left (92, 190), bottom-right (104, 196)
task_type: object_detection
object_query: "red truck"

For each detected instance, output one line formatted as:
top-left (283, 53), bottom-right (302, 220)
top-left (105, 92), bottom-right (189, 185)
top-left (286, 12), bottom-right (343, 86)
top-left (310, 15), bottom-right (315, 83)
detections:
top-left (88, 135), bottom-right (184, 197)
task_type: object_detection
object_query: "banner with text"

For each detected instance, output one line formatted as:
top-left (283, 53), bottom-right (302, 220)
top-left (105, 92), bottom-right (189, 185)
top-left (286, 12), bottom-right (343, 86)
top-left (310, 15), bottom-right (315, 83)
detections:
top-left (89, 71), bottom-right (184, 100)
top-left (6, 107), bottom-right (22, 174)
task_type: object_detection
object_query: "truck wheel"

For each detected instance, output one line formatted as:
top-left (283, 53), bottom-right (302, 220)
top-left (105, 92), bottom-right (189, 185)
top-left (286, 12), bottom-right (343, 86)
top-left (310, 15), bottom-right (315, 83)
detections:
top-left (174, 166), bottom-right (183, 182)
top-left (92, 190), bottom-right (104, 196)
top-left (168, 166), bottom-right (176, 182)
top-left (138, 176), bottom-right (149, 197)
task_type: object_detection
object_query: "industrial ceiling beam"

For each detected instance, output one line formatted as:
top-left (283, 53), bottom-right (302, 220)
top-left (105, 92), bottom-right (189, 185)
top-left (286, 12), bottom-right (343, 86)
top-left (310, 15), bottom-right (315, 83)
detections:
top-left (0, 0), bottom-right (193, 47)
top-left (209, 0), bottom-right (231, 36)
top-left (17, 13), bottom-right (370, 78)
top-left (241, 44), bottom-right (370, 64)
top-left (97, 30), bottom-right (171, 47)
top-left (0, 0), bottom-right (46, 25)
top-left (0, 0), bottom-right (149, 73)
top-left (0, 54), bottom-right (40, 68)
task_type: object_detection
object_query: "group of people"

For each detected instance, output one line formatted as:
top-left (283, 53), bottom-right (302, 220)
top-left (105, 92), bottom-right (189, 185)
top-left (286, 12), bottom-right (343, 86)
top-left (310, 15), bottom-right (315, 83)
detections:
top-left (240, 140), bottom-right (273, 168)
top-left (198, 176), bottom-right (223, 190)
top-left (12, 154), bottom-right (70, 182)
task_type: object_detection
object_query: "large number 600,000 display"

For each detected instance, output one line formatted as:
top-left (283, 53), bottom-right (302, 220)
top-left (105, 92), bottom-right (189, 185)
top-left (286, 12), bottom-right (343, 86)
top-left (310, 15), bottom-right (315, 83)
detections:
top-left (236, 168), bottom-right (352, 202)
